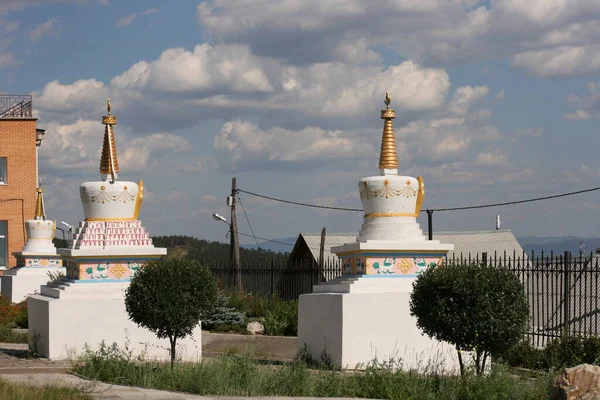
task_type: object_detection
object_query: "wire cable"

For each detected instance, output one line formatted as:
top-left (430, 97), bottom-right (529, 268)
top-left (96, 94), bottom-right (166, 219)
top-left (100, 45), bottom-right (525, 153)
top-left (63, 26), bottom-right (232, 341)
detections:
top-left (237, 189), bottom-right (362, 212)
top-left (237, 196), bottom-right (261, 249)
top-left (238, 185), bottom-right (600, 213)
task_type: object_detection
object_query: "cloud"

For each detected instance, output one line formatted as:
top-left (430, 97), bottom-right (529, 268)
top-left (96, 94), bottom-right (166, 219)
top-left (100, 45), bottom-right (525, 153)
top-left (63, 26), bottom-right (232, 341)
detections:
top-left (0, 53), bottom-right (16, 68)
top-left (564, 110), bottom-right (591, 120)
top-left (196, 0), bottom-right (600, 78)
top-left (564, 82), bottom-right (600, 119)
top-left (474, 151), bottom-right (510, 167)
top-left (116, 14), bottom-right (136, 27)
top-left (512, 46), bottom-right (600, 78)
top-left (34, 44), bottom-right (450, 134)
top-left (29, 17), bottom-right (58, 42)
top-left (34, 78), bottom-right (110, 121)
top-left (117, 8), bottom-right (159, 27)
top-left (38, 119), bottom-right (192, 175)
top-left (212, 120), bottom-right (370, 171)
top-left (448, 85), bottom-right (489, 116)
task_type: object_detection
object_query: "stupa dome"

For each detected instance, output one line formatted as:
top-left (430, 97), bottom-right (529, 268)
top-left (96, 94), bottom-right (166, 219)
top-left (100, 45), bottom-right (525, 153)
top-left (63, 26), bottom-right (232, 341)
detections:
top-left (355, 92), bottom-right (427, 244)
top-left (79, 99), bottom-right (143, 222)
top-left (22, 185), bottom-right (57, 254)
top-left (68, 99), bottom-right (157, 251)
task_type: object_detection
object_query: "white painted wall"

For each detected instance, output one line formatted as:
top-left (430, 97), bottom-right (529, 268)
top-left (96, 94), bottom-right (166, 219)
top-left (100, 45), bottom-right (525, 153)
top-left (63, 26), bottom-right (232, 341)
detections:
top-left (298, 277), bottom-right (461, 373)
top-left (1, 267), bottom-right (64, 303)
top-left (28, 283), bottom-right (202, 361)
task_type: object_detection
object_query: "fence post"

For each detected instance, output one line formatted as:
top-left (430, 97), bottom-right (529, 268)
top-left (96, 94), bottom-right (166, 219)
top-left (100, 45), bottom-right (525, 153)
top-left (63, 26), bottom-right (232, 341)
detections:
top-left (482, 252), bottom-right (488, 267)
top-left (564, 251), bottom-right (571, 337)
top-left (270, 257), bottom-right (274, 297)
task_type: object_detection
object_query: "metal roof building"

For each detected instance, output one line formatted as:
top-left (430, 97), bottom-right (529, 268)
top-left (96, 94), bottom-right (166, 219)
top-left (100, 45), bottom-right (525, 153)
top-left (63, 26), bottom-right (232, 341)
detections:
top-left (288, 229), bottom-right (526, 264)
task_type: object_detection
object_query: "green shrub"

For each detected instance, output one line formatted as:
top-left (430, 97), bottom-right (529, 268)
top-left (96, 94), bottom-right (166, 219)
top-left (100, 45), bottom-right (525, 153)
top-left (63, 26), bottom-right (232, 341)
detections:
top-left (410, 263), bottom-right (529, 376)
top-left (260, 300), bottom-right (298, 336)
top-left (214, 291), bottom-right (299, 336)
top-left (124, 258), bottom-right (218, 367)
top-left (202, 293), bottom-right (246, 332)
top-left (501, 335), bottom-right (600, 371)
top-left (499, 340), bottom-right (547, 370)
top-left (0, 324), bottom-right (28, 343)
top-left (14, 301), bottom-right (27, 329)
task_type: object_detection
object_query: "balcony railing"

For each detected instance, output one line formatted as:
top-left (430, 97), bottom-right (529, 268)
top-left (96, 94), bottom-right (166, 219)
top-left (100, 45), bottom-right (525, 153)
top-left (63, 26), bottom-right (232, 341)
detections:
top-left (0, 95), bottom-right (33, 118)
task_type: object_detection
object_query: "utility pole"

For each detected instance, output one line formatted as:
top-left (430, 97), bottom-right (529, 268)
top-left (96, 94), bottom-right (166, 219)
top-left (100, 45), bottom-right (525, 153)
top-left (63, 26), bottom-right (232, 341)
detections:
top-left (230, 177), bottom-right (242, 291)
top-left (319, 227), bottom-right (326, 268)
top-left (427, 210), bottom-right (433, 240)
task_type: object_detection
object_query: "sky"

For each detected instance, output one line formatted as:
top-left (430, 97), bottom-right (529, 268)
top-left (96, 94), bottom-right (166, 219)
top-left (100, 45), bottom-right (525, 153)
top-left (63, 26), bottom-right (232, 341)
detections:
top-left (1, 0), bottom-right (600, 248)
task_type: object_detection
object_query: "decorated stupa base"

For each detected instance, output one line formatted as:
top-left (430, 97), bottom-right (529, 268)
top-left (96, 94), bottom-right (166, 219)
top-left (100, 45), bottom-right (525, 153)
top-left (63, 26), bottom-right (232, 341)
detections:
top-left (299, 92), bottom-right (460, 372)
top-left (27, 99), bottom-right (195, 362)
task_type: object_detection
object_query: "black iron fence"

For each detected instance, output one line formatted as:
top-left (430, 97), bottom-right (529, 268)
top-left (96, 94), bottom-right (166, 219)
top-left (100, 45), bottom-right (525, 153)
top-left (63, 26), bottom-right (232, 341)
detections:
top-left (0, 95), bottom-right (32, 118)
top-left (207, 251), bottom-right (600, 347)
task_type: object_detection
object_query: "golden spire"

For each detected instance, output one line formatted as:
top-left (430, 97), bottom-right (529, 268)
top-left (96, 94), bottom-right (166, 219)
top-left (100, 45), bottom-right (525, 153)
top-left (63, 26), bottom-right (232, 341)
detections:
top-left (100, 98), bottom-right (119, 181)
top-left (379, 91), bottom-right (398, 173)
top-left (34, 179), bottom-right (45, 220)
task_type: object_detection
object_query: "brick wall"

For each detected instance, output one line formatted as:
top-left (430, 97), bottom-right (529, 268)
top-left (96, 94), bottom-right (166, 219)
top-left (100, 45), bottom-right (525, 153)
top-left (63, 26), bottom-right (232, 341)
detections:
top-left (0, 119), bottom-right (38, 268)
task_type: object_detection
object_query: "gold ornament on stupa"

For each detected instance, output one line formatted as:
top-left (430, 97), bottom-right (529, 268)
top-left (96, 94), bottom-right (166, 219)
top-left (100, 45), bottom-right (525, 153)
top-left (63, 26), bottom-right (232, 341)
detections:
top-left (100, 98), bottom-right (119, 182)
top-left (379, 91), bottom-right (399, 172)
top-left (34, 179), bottom-right (45, 221)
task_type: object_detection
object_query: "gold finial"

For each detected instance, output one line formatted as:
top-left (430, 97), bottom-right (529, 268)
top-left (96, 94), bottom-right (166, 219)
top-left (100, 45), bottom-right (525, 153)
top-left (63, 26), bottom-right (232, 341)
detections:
top-left (379, 91), bottom-right (398, 173)
top-left (100, 99), bottom-right (119, 181)
top-left (34, 183), bottom-right (45, 220)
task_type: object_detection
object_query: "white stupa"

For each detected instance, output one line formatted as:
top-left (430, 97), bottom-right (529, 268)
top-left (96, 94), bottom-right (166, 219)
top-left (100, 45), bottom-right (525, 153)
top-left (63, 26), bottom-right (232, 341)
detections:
top-left (1, 183), bottom-right (64, 303)
top-left (28, 99), bottom-right (201, 361)
top-left (298, 92), bottom-right (458, 372)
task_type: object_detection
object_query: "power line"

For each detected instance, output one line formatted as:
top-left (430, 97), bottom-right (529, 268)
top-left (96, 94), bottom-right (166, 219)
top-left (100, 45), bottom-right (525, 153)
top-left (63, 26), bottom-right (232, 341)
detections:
top-left (237, 196), bottom-right (260, 249)
top-left (237, 189), bottom-right (362, 212)
top-left (238, 185), bottom-right (600, 213)
top-left (430, 186), bottom-right (600, 212)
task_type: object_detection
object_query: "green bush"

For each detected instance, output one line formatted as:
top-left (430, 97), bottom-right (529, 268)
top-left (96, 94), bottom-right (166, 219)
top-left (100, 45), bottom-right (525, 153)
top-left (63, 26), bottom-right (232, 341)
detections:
top-left (499, 340), bottom-right (547, 370)
top-left (14, 301), bottom-right (27, 329)
top-left (260, 299), bottom-right (298, 336)
top-left (202, 293), bottom-right (246, 332)
top-left (0, 324), bottom-right (28, 343)
top-left (213, 291), bottom-right (299, 336)
top-left (501, 335), bottom-right (600, 371)
top-left (410, 263), bottom-right (529, 376)
top-left (124, 258), bottom-right (218, 366)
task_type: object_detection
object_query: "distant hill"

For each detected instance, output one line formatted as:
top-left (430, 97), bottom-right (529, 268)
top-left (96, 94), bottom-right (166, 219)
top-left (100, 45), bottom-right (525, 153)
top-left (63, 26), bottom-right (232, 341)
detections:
top-left (517, 236), bottom-right (600, 255)
top-left (241, 236), bottom-right (297, 254)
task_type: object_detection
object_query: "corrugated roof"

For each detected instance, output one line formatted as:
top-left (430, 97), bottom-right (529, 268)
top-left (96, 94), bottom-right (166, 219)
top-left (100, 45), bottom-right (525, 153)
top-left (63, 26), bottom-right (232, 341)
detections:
top-left (294, 229), bottom-right (525, 264)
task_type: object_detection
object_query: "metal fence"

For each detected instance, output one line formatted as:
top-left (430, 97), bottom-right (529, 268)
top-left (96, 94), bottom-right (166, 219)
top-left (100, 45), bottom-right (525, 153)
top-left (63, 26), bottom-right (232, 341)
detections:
top-left (0, 95), bottom-right (32, 118)
top-left (207, 251), bottom-right (600, 347)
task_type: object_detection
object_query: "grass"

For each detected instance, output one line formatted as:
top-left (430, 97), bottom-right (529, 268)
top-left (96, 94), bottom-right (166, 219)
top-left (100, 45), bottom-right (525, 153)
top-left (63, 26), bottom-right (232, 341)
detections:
top-left (73, 343), bottom-right (554, 400)
top-left (0, 377), bottom-right (92, 400)
top-left (0, 324), bottom-right (29, 343)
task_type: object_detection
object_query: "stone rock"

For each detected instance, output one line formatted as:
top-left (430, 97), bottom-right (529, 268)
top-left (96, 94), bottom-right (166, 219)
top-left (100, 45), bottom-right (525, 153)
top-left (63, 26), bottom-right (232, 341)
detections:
top-left (553, 364), bottom-right (600, 400)
top-left (247, 321), bottom-right (264, 335)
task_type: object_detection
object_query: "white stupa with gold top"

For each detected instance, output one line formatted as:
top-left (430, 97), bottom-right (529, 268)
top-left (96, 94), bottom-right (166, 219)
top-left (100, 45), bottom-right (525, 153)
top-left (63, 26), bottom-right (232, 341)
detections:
top-left (28, 100), bottom-right (201, 362)
top-left (298, 93), bottom-right (458, 372)
top-left (1, 183), bottom-right (65, 303)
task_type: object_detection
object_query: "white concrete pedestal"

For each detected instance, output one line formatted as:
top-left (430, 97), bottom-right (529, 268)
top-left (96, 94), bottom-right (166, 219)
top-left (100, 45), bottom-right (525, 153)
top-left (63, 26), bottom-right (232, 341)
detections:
top-left (298, 276), bottom-right (460, 373)
top-left (1, 267), bottom-right (65, 303)
top-left (28, 280), bottom-right (202, 361)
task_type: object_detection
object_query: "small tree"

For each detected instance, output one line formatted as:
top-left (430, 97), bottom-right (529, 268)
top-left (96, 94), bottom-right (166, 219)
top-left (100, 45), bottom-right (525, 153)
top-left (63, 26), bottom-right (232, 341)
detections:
top-left (409, 262), bottom-right (529, 376)
top-left (124, 257), bottom-right (217, 367)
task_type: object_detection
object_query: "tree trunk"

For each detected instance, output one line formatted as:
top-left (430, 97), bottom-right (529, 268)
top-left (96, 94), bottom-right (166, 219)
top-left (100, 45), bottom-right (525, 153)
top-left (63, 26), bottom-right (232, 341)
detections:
top-left (456, 347), bottom-right (465, 377)
top-left (481, 351), bottom-right (489, 375)
top-left (169, 335), bottom-right (177, 370)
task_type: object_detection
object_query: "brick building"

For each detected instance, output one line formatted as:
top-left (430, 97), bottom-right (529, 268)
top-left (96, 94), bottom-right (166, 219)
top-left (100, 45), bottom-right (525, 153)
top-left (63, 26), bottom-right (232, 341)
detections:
top-left (0, 95), bottom-right (46, 269)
